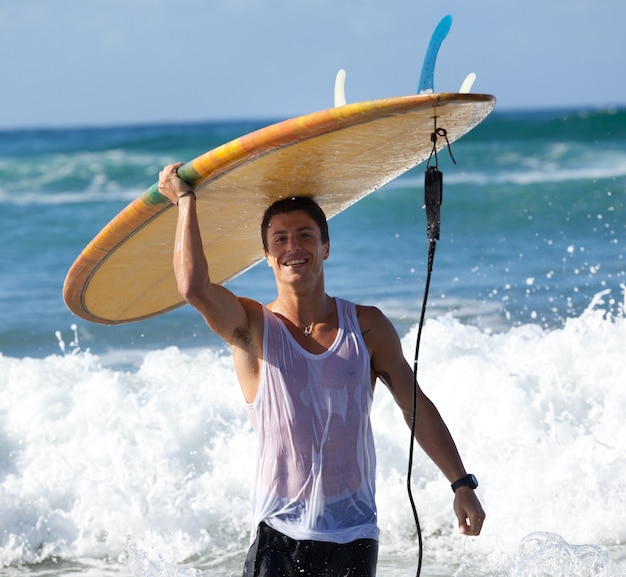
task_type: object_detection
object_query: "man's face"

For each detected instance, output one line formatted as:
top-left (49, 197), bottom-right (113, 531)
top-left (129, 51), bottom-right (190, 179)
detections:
top-left (264, 210), bottom-right (330, 285)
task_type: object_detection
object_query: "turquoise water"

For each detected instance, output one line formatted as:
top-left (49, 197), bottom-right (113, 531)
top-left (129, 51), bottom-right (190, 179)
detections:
top-left (2, 109), bottom-right (625, 357)
top-left (0, 109), bottom-right (625, 576)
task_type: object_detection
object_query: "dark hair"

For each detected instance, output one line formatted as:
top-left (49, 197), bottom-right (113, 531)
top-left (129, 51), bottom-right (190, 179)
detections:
top-left (261, 196), bottom-right (329, 251)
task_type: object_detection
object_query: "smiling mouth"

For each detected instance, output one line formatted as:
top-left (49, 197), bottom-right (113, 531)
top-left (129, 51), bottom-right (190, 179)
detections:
top-left (284, 258), bottom-right (307, 267)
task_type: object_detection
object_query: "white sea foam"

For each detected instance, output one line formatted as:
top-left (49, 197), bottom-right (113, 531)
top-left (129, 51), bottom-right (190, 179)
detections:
top-left (0, 187), bottom-right (146, 206)
top-left (1, 301), bottom-right (625, 576)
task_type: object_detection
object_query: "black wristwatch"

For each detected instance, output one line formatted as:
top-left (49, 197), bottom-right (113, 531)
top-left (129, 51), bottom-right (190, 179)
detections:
top-left (451, 473), bottom-right (478, 493)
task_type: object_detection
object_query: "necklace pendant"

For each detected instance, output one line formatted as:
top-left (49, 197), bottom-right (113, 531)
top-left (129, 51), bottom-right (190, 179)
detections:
top-left (303, 324), bottom-right (313, 336)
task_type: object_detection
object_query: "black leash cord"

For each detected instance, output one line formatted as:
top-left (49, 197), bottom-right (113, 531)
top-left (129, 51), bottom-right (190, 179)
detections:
top-left (407, 124), bottom-right (451, 577)
top-left (407, 237), bottom-right (437, 577)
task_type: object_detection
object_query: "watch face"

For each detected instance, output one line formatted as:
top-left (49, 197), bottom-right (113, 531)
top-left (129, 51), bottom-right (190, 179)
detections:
top-left (469, 474), bottom-right (478, 488)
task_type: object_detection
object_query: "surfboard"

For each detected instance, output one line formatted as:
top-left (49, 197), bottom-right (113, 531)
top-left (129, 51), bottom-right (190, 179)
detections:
top-left (63, 92), bottom-right (495, 325)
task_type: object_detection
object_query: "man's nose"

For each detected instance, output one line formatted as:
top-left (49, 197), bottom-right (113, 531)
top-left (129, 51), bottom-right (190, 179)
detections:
top-left (286, 234), bottom-right (300, 249)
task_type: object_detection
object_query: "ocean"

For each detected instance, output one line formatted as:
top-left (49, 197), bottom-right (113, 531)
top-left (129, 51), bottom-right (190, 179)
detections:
top-left (1, 106), bottom-right (625, 577)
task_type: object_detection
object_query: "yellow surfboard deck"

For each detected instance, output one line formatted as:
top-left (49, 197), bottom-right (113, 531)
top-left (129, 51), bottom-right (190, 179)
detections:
top-left (63, 92), bottom-right (495, 324)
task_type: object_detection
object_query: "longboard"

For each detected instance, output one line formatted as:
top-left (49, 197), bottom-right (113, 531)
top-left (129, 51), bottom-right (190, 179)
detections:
top-left (63, 92), bottom-right (495, 324)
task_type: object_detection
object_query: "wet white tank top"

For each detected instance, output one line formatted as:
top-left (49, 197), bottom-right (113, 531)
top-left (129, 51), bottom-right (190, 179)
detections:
top-left (245, 298), bottom-right (379, 543)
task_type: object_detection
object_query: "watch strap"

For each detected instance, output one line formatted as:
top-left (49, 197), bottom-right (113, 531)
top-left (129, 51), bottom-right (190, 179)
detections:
top-left (451, 473), bottom-right (478, 493)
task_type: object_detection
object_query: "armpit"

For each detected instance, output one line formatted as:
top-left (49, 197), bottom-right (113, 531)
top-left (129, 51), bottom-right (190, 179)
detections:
top-left (376, 370), bottom-right (393, 390)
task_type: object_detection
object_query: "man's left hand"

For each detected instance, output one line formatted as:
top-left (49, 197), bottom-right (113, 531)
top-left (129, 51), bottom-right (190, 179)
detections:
top-left (453, 488), bottom-right (486, 536)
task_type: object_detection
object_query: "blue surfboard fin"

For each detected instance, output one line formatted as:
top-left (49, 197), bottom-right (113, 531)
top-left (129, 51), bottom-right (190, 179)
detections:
top-left (418, 15), bottom-right (452, 94)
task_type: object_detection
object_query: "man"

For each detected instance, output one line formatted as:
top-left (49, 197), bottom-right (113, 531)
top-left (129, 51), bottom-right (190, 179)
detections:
top-left (158, 163), bottom-right (485, 577)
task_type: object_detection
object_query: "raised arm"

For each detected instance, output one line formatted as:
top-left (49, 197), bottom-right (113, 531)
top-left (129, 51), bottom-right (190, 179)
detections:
top-left (361, 305), bottom-right (486, 536)
top-left (157, 164), bottom-right (263, 358)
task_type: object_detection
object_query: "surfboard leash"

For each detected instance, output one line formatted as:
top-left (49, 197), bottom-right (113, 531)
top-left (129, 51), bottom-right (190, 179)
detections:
top-left (407, 123), bottom-right (456, 577)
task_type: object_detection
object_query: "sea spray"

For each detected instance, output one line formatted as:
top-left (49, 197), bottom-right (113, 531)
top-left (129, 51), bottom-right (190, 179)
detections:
top-left (511, 532), bottom-right (624, 577)
top-left (2, 300), bottom-right (625, 575)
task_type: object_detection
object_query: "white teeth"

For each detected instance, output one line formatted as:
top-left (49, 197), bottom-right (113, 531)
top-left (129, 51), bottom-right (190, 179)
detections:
top-left (285, 259), bottom-right (306, 266)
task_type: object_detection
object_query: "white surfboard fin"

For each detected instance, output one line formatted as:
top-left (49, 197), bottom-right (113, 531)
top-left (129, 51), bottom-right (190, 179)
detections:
top-left (334, 69), bottom-right (347, 107)
top-left (459, 72), bottom-right (477, 93)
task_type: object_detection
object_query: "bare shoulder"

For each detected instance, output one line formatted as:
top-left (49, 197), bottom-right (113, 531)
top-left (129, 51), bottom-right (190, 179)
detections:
top-left (196, 287), bottom-right (265, 352)
top-left (239, 296), bottom-right (264, 315)
top-left (356, 304), bottom-right (408, 387)
top-left (356, 304), bottom-right (402, 356)
top-left (356, 304), bottom-right (398, 338)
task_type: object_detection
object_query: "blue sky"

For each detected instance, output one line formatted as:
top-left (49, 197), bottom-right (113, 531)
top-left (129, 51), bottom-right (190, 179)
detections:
top-left (1, 0), bottom-right (624, 129)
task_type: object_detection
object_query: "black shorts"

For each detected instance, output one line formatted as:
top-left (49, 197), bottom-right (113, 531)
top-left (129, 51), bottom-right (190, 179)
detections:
top-left (242, 522), bottom-right (378, 577)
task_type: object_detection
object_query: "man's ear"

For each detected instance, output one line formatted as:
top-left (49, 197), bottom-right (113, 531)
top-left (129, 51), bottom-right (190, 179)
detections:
top-left (323, 241), bottom-right (330, 260)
